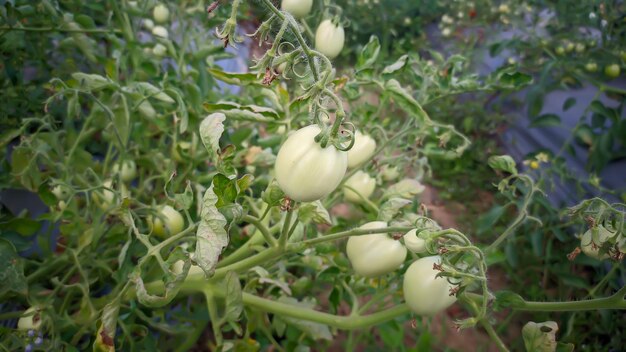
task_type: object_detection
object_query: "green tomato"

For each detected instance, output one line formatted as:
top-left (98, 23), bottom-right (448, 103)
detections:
top-left (142, 19), bottom-right (155, 31)
top-left (403, 256), bottom-right (457, 315)
top-left (153, 43), bottom-right (167, 57)
top-left (148, 205), bottom-right (185, 238)
top-left (94, 180), bottom-right (128, 209)
top-left (153, 3), bottom-right (170, 23)
top-left (343, 170), bottom-right (376, 203)
top-left (346, 221), bottom-right (407, 277)
top-left (575, 43), bottom-right (585, 53)
top-left (172, 260), bottom-right (204, 277)
top-left (152, 25), bottom-right (169, 39)
top-left (172, 135), bottom-right (198, 162)
top-left (281, 0), bottom-right (313, 19)
top-left (403, 229), bottom-right (427, 254)
top-left (18, 306), bottom-right (42, 331)
top-left (604, 64), bottom-right (621, 78)
top-left (315, 19), bottom-right (345, 59)
top-left (347, 130), bottom-right (376, 168)
top-left (585, 62), bottom-right (598, 73)
top-left (381, 165), bottom-right (400, 181)
top-left (580, 225), bottom-right (615, 260)
top-left (112, 160), bottom-right (137, 182)
top-left (274, 125), bottom-right (347, 202)
top-left (291, 277), bottom-right (313, 296)
top-left (555, 46), bottom-right (565, 55)
top-left (51, 184), bottom-right (70, 200)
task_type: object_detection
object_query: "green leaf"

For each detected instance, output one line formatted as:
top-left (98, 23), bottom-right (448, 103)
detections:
top-left (487, 155), bottom-right (518, 175)
top-left (67, 91), bottom-right (80, 119)
top-left (199, 113), bottom-right (226, 164)
top-left (207, 68), bottom-right (261, 86)
top-left (298, 201), bottom-right (331, 225)
top-left (134, 82), bottom-right (175, 104)
top-left (213, 173), bottom-right (238, 207)
top-left (38, 183), bottom-right (58, 207)
top-left (262, 180), bottom-right (285, 207)
top-left (11, 146), bottom-right (41, 191)
top-left (224, 271), bottom-right (243, 323)
top-left (488, 66), bottom-right (533, 90)
top-left (526, 87), bottom-right (544, 118)
top-left (193, 183), bottom-right (229, 276)
top-left (0, 127), bottom-right (23, 148)
top-left (384, 79), bottom-right (430, 124)
top-left (477, 205), bottom-right (505, 234)
top-left (562, 97), bottom-right (576, 111)
top-left (1, 217), bottom-right (42, 237)
top-left (237, 174), bottom-right (254, 194)
top-left (522, 321), bottom-right (560, 352)
top-left (382, 54), bottom-right (408, 75)
top-left (71, 72), bottom-right (113, 91)
top-left (378, 198), bottom-right (412, 222)
top-left (74, 14), bottom-right (95, 29)
top-left (0, 239), bottom-right (27, 295)
top-left (382, 179), bottom-right (425, 200)
top-left (204, 102), bottom-right (279, 122)
top-left (173, 181), bottom-right (194, 210)
top-left (531, 114), bottom-right (561, 128)
top-left (93, 297), bottom-right (121, 352)
top-left (356, 36), bottom-right (380, 72)
top-left (591, 113), bottom-right (606, 128)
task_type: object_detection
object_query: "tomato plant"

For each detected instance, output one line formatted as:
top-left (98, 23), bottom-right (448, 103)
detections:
top-left (0, 0), bottom-right (624, 351)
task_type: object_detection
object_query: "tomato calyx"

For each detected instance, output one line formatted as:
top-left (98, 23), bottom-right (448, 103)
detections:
top-left (313, 120), bottom-right (356, 152)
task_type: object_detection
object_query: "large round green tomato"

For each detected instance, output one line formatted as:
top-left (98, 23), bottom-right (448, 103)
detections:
top-left (281, 0), bottom-right (313, 19)
top-left (403, 256), bottom-right (457, 315)
top-left (347, 130), bottom-right (376, 168)
top-left (343, 170), bottom-right (376, 203)
top-left (315, 19), bottom-right (345, 59)
top-left (274, 125), bottom-right (347, 202)
top-left (346, 221), bottom-right (407, 277)
top-left (149, 205), bottom-right (185, 238)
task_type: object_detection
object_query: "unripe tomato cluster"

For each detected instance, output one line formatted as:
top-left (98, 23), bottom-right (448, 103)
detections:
top-left (345, 222), bottom-right (458, 316)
